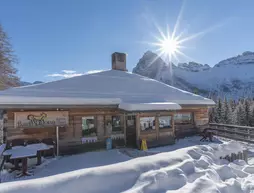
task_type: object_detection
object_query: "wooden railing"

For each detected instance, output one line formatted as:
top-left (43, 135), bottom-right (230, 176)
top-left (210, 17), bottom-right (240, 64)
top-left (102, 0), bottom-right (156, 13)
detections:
top-left (209, 123), bottom-right (254, 143)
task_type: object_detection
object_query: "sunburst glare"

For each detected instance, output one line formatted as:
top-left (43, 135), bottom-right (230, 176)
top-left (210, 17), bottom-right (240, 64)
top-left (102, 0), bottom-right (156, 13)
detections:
top-left (156, 35), bottom-right (181, 60)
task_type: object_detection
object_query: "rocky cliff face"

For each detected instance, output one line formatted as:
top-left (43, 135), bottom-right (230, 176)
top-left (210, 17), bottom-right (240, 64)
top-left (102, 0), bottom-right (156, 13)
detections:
top-left (133, 51), bottom-right (254, 99)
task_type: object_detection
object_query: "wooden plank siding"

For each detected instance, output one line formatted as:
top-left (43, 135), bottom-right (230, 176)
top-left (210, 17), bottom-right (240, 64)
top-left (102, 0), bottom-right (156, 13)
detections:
top-left (4, 106), bottom-right (209, 154)
top-left (174, 107), bottom-right (209, 138)
top-left (136, 112), bottom-right (175, 148)
top-left (135, 107), bottom-right (209, 146)
top-left (5, 108), bottom-right (126, 153)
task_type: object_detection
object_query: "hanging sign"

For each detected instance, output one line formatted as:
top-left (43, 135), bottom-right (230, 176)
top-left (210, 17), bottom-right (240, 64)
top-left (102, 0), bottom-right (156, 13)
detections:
top-left (14, 111), bottom-right (69, 128)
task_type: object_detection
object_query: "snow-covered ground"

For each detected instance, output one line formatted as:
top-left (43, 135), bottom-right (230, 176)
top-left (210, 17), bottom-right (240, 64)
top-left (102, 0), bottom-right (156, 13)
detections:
top-left (1, 137), bottom-right (254, 193)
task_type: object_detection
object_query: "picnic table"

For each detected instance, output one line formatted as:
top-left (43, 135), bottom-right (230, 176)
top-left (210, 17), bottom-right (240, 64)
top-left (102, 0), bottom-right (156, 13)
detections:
top-left (3, 143), bottom-right (53, 177)
top-left (200, 128), bottom-right (214, 142)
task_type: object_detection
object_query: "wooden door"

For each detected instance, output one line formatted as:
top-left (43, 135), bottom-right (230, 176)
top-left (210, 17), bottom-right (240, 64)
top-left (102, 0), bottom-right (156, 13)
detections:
top-left (126, 115), bottom-right (137, 147)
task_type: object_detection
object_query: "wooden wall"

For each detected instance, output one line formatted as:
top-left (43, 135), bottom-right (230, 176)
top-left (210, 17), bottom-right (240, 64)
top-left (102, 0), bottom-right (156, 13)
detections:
top-left (5, 108), bottom-right (124, 150)
top-left (136, 112), bottom-right (174, 143)
top-left (135, 107), bottom-right (209, 142)
top-left (5, 106), bottom-right (209, 152)
top-left (174, 107), bottom-right (209, 137)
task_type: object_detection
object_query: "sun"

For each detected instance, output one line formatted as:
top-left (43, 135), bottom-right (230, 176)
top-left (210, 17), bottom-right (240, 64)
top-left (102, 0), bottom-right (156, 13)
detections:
top-left (159, 38), bottom-right (179, 57)
top-left (150, 29), bottom-right (184, 62)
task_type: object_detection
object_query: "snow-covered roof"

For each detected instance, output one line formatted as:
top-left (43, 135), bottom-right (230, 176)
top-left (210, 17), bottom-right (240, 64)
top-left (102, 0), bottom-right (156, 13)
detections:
top-left (119, 102), bottom-right (181, 111)
top-left (0, 70), bottom-right (215, 109)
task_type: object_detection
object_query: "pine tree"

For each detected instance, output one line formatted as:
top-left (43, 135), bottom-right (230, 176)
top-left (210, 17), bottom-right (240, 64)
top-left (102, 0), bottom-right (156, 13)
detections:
top-left (0, 24), bottom-right (20, 89)
top-left (236, 105), bottom-right (245, 126)
top-left (243, 99), bottom-right (251, 126)
top-left (231, 108), bottom-right (238, 125)
top-left (250, 108), bottom-right (254, 127)
top-left (222, 98), bottom-right (229, 124)
top-left (215, 98), bottom-right (223, 123)
top-left (229, 99), bottom-right (236, 112)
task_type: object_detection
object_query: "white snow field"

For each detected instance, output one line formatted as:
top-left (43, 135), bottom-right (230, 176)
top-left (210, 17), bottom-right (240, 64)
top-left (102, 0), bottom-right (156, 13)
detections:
top-left (1, 137), bottom-right (254, 193)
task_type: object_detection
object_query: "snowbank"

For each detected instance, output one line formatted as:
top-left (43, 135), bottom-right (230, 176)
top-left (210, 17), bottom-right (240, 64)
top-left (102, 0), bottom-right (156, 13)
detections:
top-left (0, 141), bottom-right (250, 193)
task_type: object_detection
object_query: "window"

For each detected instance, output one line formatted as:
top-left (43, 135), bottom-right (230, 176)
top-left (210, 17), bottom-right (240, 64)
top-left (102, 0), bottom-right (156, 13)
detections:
top-left (140, 117), bottom-right (155, 131)
top-left (82, 116), bottom-right (97, 136)
top-left (159, 116), bottom-right (172, 129)
top-left (112, 116), bottom-right (122, 132)
top-left (174, 113), bottom-right (193, 125)
top-left (127, 115), bottom-right (135, 127)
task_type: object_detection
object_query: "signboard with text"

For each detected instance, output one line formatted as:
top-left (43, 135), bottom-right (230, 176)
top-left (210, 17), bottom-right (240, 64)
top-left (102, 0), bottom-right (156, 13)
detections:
top-left (14, 111), bottom-right (69, 128)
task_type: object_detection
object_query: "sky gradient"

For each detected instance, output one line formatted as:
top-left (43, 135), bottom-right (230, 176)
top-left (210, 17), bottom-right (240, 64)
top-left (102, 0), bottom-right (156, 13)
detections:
top-left (0, 0), bottom-right (254, 82)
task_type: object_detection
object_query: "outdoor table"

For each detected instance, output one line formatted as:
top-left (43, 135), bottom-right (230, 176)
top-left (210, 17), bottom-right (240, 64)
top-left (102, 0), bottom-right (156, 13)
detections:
top-left (3, 146), bottom-right (26, 169)
top-left (26, 143), bottom-right (54, 165)
top-left (9, 148), bottom-right (37, 177)
top-left (2, 143), bottom-right (54, 177)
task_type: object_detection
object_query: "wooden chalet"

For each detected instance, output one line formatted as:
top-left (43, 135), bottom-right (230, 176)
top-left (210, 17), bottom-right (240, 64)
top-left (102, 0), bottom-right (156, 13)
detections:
top-left (0, 52), bottom-right (215, 155)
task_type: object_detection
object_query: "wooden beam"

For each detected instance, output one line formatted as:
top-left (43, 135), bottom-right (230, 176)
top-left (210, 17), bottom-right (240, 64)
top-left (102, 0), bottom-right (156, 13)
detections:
top-left (136, 113), bottom-right (140, 142)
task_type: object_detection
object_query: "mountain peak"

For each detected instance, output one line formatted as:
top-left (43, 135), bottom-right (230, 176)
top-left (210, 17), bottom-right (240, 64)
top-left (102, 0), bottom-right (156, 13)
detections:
top-left (143, 50), bottom-right (155, 56)
top-left (133, 50), bottom-right (254, 99)
top-left (133, 51), bottom-right (167, 79)
top-left (242, 51), bottom-right (254, 56)
top-left (215, 51), bottom-right (254, 67)
top-left (178, 62), bottom-right (211, 72)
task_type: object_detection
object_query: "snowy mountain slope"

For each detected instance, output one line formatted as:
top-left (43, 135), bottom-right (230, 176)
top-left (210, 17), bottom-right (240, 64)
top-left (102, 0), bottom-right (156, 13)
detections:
top-left (133, 51), bottom-right (254, 99)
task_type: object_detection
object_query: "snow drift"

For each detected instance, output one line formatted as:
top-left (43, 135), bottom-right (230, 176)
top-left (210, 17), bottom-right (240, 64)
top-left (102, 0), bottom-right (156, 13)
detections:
top-left (0, 141), bottom-right (251, 193)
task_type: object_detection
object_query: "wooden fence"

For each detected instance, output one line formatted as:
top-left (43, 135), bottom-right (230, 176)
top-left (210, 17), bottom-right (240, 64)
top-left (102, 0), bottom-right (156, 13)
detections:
top-left (209, 123), bottom-right (254, 143)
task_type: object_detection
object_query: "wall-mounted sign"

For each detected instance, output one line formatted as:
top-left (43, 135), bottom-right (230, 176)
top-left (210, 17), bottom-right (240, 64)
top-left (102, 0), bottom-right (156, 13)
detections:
top-left (14, 111), bottom-right (69, 128)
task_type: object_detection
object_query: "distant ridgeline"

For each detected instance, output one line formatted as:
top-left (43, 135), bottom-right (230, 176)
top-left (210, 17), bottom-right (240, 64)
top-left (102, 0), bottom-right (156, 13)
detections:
top-left (209, 97), bottom-right (254, 127)
top-left (20, 81), bottom-right (43, 86)
top-left (133, 51), bottom-right (254, 99)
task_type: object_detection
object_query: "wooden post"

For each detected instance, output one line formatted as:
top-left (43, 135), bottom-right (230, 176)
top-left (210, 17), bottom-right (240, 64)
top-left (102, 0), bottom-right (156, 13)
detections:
top-left (172, 113), bottom-right (175, 138)
top-left (14, 159), bottom-right (19, 170)
top-left (136, 113), bottom-right (140, 148)
top-left (22, 158), bottom-right (28, 176)
top-left (243, 150), bottom-right (248, 163)
top-left (248, 129), bottom-right (250, 140)
top-left (56, 126), bottom-right (59, 156)
top-left (230, 153), bottom-right (234, 162)
top-left (37, 151), bottom-right (42, 165)
top-left (155, 113), bottom-right (159, 140)
top-left (236, 152), bottom-right (240, 160)
top-left (225, 155), bottom-right (230, 162)
top-left (123, 113), bottom-right (126, 146)
top-left (232, 153), bottom-right (236, 161)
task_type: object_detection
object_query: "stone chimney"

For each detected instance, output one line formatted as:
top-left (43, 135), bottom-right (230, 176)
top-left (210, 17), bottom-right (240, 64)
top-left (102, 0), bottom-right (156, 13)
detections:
top-left (111, 52), bottom-right (127, 71)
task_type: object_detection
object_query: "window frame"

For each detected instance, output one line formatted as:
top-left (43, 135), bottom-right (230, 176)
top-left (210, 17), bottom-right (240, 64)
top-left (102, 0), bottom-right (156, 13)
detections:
top-left (81, 116), bottom-right (97, 137)
top-left (140, 116), bottom-right (156, 132)
top-left (174, 113), bottom-right (194, 125)
top-left (112, 115), bottom-right (122, 132)
top-left (159, 115), bottom-right (172, 130)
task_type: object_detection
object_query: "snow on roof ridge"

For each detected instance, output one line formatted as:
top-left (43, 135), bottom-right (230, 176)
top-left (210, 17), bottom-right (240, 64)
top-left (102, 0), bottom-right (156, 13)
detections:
top-left (13, 69), bottom-right (109, 90)
top-left (0, 96), bottom-right (122, 105)
top-left (119, 102), bottom-right (181, 111)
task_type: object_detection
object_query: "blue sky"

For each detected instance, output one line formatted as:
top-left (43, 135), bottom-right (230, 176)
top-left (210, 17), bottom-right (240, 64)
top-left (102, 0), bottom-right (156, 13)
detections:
top-left (0, 0), bottom-right (254, 82)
